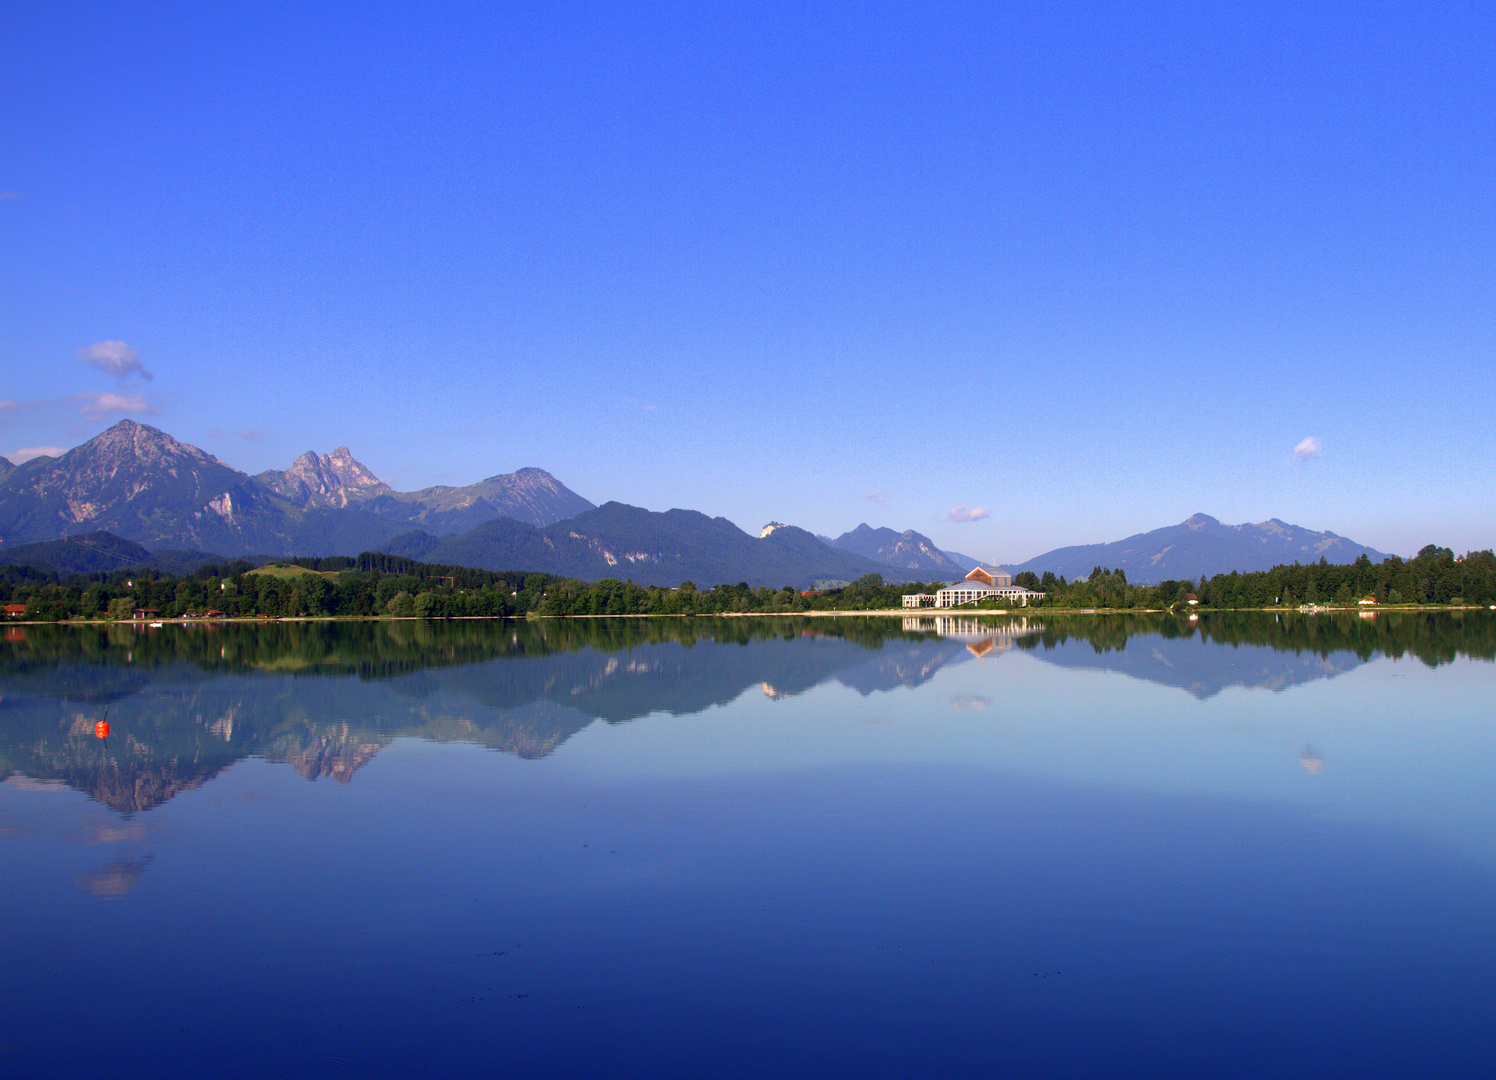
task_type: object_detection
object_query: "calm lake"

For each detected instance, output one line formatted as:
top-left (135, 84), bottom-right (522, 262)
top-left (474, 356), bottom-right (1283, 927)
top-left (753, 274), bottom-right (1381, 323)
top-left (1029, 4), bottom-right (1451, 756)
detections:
top-left (3, 612), bottom-right (1494, 1078)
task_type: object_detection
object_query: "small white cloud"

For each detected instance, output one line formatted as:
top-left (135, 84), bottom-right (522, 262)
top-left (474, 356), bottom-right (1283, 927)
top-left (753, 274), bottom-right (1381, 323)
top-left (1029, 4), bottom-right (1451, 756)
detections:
top-left (7, 446), bottom-right (67, 463)
top-left (1293, 436), bottom-right (1322, 460)
top-left (74, 391), bottom-right (155, 418)
top-left (75, 340), bottom-right (152, 382)
top-left (946, 505), bottom-right (990, 523)
top-left (865, 491), bottom-right (886, 503)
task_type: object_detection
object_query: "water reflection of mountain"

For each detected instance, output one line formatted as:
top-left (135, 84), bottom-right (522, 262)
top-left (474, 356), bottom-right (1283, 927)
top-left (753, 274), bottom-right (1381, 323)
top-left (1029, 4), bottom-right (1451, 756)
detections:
top-left (0, 619), bottom-right (966, 812)
top-left (1023, 634), bottom-right (1364, 698)
top-left (1009, 612), bottom-right (1496, 699)
top-left (3, 612), bottom-right (1491, 811)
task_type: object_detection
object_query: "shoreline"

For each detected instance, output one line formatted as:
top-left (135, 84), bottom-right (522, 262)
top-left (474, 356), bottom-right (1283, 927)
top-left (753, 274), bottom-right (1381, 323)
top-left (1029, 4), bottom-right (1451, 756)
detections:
top-left (3, 603), bottom-right (1494, 627)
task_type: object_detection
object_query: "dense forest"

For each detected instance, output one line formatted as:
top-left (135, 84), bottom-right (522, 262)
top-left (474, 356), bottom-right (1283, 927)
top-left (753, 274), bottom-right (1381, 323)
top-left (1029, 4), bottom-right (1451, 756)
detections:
top-left (0, 545), bottom-right (1492, 621)
top-left (1009, 545), bottom-right (1496, 609)
top-left (0, 552), bottom-right (944, 620)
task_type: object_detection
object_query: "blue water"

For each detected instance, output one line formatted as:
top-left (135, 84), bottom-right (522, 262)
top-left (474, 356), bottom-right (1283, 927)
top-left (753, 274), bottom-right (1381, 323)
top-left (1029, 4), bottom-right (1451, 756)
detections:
top-left (2, 615), bottom-right (1493, 1078)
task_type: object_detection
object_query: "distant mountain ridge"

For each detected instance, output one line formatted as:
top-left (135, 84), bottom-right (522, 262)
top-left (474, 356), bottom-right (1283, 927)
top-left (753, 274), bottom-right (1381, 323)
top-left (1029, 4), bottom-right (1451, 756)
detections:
top-left (827, 524), bottom-right (964, 575)
top-left (0, 421), bottom-right (594, 556)
top-left (382, 503), bottom-right (934, 589)
top-left (0, 423), bottom-right (1401, 588)
top-left (1006, 513), bottom-right (1392, 585)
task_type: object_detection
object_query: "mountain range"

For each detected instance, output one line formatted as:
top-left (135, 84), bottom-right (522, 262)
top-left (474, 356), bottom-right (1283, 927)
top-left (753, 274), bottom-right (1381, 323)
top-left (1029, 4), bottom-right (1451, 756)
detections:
top-left (0, 421), bottom-right (1401, 586)
top-left (0, 421), bottom-right (594, 558)
top-left (381, 505), bottom-right (932, 588)
top-left (1005, 513), bottom-right (1392, 585)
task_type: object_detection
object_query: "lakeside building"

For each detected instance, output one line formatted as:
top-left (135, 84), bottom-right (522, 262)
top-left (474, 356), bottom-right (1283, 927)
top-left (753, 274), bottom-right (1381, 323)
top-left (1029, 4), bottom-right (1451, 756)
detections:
top-left (902, 565), bottom-right (1046, 608)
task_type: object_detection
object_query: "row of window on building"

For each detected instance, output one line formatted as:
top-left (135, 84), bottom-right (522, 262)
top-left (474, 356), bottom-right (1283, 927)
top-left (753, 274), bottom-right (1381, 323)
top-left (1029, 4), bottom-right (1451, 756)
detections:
top-left (902, 566), bottom-right (1045, 608)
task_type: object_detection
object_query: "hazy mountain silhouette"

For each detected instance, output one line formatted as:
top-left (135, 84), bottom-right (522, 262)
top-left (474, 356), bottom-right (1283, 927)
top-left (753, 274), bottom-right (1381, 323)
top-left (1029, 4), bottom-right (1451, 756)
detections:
top-left (1006, 513), bottom-right (1392, 584)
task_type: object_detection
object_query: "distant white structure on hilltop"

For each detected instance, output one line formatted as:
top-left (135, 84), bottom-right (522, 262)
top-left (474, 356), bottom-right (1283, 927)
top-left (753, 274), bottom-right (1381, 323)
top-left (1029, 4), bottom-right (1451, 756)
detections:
top-left (902, 565), bottom-right (1045, 608)
top-left (760, 522), bottom-right (786, 538)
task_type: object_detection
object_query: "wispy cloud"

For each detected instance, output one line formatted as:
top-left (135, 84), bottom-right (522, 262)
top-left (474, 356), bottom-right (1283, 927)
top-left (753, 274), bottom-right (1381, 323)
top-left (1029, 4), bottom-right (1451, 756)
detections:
top-left (864, 491), bottom-right (886, 503)
top-left (74, 391), bottom-right (156, 418)
top-left (235, 429), bottom-right (263, 442)
top-left (946, 505), bottom-right (990, 523)
top-left (6, 446), bottom-right (67, 463)
top-left (0, 191), bottom-right (20, 200)
top-left (75, 340), bottom-right (152, 381)
top-left (1293, 436), bottom-right (1322, 460)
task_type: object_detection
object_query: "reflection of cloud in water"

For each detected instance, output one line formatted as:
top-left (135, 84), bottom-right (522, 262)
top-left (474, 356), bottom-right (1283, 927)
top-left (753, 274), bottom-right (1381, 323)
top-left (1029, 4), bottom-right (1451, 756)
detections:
top-left (86, 821), bottom-right (153, 844)
top-left (1299, 746), bottom-right (1325, 775)
top-left (949, 695), bottom-right (992, 712)
top-left (75, 855), bottom-right (152, 897)
top-left (4, 774), bottom-right (68, 791)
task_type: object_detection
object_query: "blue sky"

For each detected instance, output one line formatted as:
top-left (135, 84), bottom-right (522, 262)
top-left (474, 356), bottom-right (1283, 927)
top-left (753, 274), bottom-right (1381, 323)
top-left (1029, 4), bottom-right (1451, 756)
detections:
top-left (4, 2), bottom-right (1493, 562)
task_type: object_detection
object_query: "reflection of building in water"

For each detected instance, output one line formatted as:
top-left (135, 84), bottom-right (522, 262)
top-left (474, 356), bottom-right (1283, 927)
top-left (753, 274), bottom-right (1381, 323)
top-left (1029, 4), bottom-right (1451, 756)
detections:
top-left (209, 708), bottom-right (235, 741)
top-left (903, 616), bottom-right (1041, 657)
top-left (903, 566), bottom-right (1046, 608)
top-left (1299, 745), bottom-right (1325, 775)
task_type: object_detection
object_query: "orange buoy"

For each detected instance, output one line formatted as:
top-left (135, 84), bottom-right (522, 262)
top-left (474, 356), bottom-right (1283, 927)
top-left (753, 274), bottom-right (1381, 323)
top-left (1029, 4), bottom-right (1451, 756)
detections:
top-left (95, 720), bottom-right (110, 739)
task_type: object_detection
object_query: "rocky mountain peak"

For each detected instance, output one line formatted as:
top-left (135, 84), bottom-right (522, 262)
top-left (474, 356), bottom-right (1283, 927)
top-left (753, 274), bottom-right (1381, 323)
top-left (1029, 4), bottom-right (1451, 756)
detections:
top-left (256, 446), bottom-right (387, 508)
top-left (82, 419), bottom-right (222, 470)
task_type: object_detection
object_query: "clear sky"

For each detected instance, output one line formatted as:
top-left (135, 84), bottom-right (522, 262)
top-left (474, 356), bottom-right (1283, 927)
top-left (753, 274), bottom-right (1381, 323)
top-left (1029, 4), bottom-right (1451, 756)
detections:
top-left (4, 2), bottom-right (1493, 562)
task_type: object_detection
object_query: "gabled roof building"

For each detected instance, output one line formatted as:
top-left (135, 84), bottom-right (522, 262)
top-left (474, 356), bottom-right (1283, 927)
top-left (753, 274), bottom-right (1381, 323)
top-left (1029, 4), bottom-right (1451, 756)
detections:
top-left (905, 565), bottom-right (1045, 608)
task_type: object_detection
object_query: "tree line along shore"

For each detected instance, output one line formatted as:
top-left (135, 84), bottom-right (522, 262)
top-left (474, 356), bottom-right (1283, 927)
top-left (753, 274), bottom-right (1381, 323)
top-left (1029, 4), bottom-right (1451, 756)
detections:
top-left (1, 546), bottom-right (1493, 623)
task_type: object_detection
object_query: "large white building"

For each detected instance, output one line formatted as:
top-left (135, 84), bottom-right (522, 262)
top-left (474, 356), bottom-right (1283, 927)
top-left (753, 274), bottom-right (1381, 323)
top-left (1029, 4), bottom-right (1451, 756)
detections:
top-left (902, 565), bottom-right (1045, 608)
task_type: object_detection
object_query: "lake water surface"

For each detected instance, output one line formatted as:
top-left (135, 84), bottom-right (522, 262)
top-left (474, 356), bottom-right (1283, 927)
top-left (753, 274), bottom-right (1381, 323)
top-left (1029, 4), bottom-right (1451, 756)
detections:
top-left (3, 613), bottom-right (1494, 1078)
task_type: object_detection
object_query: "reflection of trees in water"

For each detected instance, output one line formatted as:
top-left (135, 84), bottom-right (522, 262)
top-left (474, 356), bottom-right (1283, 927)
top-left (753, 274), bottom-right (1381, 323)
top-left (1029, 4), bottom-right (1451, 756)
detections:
top-left (1012, 610), bottom-right (1496, 667)
top-left (1003, 611), bottom-right (1496, 698)
top-left (0, 616), bottom-right (925, 689)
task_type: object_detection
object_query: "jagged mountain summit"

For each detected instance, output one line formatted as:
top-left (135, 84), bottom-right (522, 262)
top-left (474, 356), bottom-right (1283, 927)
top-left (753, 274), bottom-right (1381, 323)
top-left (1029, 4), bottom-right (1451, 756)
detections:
top-left (255, 447), bottom-right (390, 508)
top-left (255, 444), bottom-right (594, 534)
top-left (828, 524), bottom-right (964, 576)
top-left (1006, 513), bottom-right (1393, 585)
top-left (0, 420), bottom-right (594, 556)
